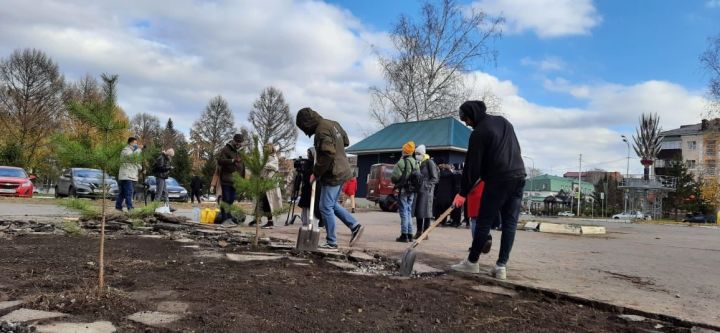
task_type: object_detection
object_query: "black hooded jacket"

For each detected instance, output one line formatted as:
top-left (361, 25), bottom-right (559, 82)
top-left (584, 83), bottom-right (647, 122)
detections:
top-left (459, 101), bottom-right (525, 196)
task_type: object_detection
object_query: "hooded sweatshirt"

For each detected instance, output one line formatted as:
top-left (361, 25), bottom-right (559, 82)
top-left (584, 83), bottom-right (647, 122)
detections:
top-left (296, 107), bottom-right (353, 186)
top-left (459, 100), bottom-right (525, 196)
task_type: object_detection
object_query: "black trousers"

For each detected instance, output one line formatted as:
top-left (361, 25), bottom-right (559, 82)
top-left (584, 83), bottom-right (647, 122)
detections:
top-left (468, 178), bottom-right (525, 265)
top-left (190, 190), bottom-right (202, 203)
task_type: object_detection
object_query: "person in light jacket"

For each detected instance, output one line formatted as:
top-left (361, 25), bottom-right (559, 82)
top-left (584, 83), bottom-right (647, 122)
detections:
top-left (116, 137), bottom-right (142, 212)
top-left (251, 144), bottom-right (283, 229)
top-left (412, 145), bottom-right (439, 239)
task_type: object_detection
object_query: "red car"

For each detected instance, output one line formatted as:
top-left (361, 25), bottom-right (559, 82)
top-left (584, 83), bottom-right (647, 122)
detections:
top-left (366, 163), bottom-right (398, 212)
top-left (0, 166), bottom-right (35, 198)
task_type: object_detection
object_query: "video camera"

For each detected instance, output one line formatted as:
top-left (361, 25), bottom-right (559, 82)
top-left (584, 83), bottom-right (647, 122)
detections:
top-left (293, 157), bottom-right (310, 172)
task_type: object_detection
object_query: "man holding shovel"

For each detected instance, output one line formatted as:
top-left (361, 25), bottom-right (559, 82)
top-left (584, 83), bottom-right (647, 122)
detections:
top-left (296, 107), bottom-right (365, 250)
top-left (451, 101), bottom-right (526, 280)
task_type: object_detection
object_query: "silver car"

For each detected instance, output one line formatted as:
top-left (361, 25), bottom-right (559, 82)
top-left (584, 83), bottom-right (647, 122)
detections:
top-left (55, 168), bottom-right (119, 199)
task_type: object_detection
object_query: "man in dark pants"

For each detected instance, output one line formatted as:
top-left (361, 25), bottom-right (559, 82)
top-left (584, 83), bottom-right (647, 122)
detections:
top-left (451, 100), bottom-right (526, 280)
top-left (217, 134), bottom-right (245, 223)
top-left (190, 174), bottom-right (203, 204)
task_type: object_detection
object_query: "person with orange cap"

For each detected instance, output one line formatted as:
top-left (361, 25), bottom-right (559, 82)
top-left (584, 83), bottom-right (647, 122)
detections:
top-left (390, 141), bottom-right (420, 242)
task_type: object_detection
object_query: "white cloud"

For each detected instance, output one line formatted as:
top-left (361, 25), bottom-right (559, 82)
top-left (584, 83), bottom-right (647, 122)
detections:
top-left (707, 0), bottom-right (720, 8)
top-left (0, 0), bottom-right (389, 155)
top-left (464, 72), bottom-right (708, 175)
top-left (521, 56), bottom-right (567, 71)
top-left (473, 0), bottom-right (602, 38)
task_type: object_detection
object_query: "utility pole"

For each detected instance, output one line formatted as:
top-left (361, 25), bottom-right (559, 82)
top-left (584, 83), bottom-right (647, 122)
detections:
top-left (622, 135), bottom-right (630, 213)
top-left (522, 155), bottom-right (535, 214)
top-left (577, 154), bottom-right (582, 217)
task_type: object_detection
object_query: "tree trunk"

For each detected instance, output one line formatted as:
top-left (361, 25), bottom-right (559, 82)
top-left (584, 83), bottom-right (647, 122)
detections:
top-left (98, 169), bottom-right (106, 294)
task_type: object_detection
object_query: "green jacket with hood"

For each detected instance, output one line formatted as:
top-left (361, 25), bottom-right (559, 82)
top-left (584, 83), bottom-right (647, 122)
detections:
top-left (296, 108), bottom-right (353, 186)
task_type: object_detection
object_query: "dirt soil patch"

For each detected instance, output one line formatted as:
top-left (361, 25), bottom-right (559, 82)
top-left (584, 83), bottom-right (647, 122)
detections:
top-left (0, 234), bottom-right (693, 332)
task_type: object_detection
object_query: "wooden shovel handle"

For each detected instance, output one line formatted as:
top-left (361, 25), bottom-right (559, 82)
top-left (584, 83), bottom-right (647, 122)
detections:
top-left (308, 181), bottom-right (317, 231)
top-left (412, 206), bottom-right (455, 249)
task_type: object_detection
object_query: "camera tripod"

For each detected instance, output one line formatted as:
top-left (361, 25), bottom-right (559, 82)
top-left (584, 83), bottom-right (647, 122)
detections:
top-left (285, 171), bottom-right (303, 226)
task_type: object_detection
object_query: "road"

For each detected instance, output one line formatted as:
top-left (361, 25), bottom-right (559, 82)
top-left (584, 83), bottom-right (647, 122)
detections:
top-left (2, 199), bottom-right (719, 327)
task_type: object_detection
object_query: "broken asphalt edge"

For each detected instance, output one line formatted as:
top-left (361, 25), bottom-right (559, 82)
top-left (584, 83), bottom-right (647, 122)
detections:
top-left (457, 272), bottom-right (720, 332)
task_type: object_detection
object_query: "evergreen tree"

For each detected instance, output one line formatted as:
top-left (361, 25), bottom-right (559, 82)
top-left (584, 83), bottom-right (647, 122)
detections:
top-left (667, 160), bottom-right (700, 219)
top-left (53, 73), bottom-right (129, 292)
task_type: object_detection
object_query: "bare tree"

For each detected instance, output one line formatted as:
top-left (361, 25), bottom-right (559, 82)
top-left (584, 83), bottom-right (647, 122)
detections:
top-left (701, 34), bottom-right (720, 115)
top-left (248, 87), bottom-right (297, 153)
top-left (369, 0), bottom-right (503, 125)
top-left (0, 48), bottom-right (65, 167)
top-left (130, 113), bottom-right (162, 147)
top-left (190, 95), bottom-right (235, 160)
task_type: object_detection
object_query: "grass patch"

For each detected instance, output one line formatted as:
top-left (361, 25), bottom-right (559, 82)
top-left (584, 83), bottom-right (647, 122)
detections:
top-left (61, 221), bottom-right (85, 235)
top-left (127, 202), bottom-right (160, 219)
top-left (129, 219), bottom-right (146, 229)
top-left (60, 198), bottom-right (99, 219)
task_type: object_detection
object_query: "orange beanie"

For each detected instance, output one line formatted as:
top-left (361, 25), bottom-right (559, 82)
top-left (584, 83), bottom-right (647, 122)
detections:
top-left (402, 141), bottom-right (415, 156)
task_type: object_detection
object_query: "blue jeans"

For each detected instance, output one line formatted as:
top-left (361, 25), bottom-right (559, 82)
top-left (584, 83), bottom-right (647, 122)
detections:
top-left (115, 180), bottom-right (135, 210)
top-left (398, 191), bottom-right (414, 234)
top-left (219, 184), bottom-right (237, 223)
top-left (319, 184), bottom-right (358, 245)
top-left (468, 178), bottom-right (525, 266)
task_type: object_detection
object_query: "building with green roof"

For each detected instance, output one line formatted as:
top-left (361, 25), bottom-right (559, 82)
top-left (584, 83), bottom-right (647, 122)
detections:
top-left (347, 117), bottom-right (471, 198)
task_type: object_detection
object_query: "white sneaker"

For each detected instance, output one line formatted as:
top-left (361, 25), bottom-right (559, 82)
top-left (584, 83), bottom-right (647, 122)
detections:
top-left (491, 265), bottom-right (507, 280)
top-left (450, 259), bottom-right (480, 274)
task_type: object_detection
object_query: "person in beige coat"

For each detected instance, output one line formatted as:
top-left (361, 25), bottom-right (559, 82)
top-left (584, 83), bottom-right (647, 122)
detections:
top-left (249, 144), bottom-right (283, 229)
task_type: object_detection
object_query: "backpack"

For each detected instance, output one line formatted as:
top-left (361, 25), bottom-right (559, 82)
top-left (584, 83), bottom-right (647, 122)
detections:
top-left (399, 157), bottom-right (422, 193)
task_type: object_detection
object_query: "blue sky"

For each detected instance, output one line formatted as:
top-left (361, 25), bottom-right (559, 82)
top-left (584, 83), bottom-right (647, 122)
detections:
top-left (0, 0), bottom-right (718, 174)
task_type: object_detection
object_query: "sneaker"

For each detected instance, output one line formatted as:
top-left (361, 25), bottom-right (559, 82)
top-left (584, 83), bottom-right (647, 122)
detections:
top-left (261, 222), bottom-right (274, 229)
top-left (451, 259), bottom-right (480, 274)
top-left (319, 243), bottom-right (338, 251)
top-left (351, 208), bottom-right (356, 214)
top-left (248, 220), bottom-right (257, 226)
top-left (349, 224), bottom-right (365, 247)
top-left (395, 234), bottom-right (408, 242)
top-left (221, 220), bottom-right (237, 228)
top-left (491, 265), bottom-right (507, 280)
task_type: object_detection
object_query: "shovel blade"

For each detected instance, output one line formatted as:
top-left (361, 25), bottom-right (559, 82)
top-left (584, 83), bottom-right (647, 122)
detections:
top-left (398, 249), bottom-right (417, 276)
top-left (296, 227), bottom-right (320, 251)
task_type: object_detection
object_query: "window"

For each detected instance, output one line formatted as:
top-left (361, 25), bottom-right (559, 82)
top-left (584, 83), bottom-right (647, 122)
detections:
top-left (706, 161), bottom-right (717, 175)
top-left (661, 141), bottom-right (681, 150)
top-left (687, 141), bottom-right (697, 150)
top-left (686, 160), bottom-right (696, 168)
top-left (706, 140), bottom-right (717, 156)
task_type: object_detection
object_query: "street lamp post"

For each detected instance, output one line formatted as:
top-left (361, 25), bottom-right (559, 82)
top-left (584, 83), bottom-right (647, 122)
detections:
top-left (522, 155), bottom-right (535, 214)
top-left (621, 135), bottom-right (630, 213)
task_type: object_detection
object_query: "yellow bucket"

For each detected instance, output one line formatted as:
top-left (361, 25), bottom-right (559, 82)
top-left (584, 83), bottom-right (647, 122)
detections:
top-left (201, 208), bottom-right (220, 224)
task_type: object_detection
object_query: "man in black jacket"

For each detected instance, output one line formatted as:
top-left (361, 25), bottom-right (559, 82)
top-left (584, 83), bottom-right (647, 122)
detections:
top-left (153, 148), bottom-right (174, 203)
top-left (451, 101), bottom-right (526, 280)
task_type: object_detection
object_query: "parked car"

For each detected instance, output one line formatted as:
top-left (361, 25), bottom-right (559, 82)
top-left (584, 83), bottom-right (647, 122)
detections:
top-left (366, 163), bottom-right (398, 212)
top-left (145, 176), bottom-right (189, 202)
top-left (612, 211), bottom-right (645, 220)
top-left (558, 211), bottom-right (575, 217)
top-left (683, 213), bottom-right (717, 223)
top-left (55, 168), bottom-right (118, 199)
top-left (0, 166), bottom-right (35, 198)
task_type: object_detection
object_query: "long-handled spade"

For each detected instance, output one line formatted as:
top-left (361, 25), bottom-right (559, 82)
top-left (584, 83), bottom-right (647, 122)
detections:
top-left (398, 206), bottom-right (455, 276)
top-left (296, 180), bottom-right (320, 251)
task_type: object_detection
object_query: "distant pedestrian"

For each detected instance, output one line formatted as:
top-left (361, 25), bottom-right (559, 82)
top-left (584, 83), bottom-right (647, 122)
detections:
top-left (296, 107), bottom-right (365, 250)
top-left (342, 175), bottom-right (357, 213)
top-left (190, 174), bottom-right (203, 204)
top-left (390, 141), bottom-right (419, 242)
top-left (153, 148), bottom-right (174, 203)
top-left (217, 134), bottom-right (246, 224)
top-left (434, 163), bottom-right (461, 227)
top-left (116, 137), bottom-right (142, 212)
top-left (451, 101), bottom-right (526, 280)
top-left (413, 145), bottom-right (439, 239)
